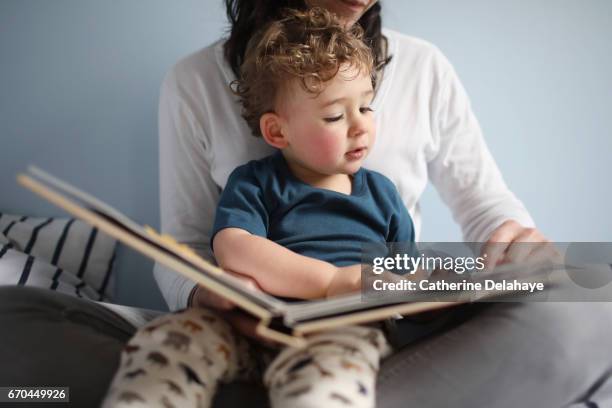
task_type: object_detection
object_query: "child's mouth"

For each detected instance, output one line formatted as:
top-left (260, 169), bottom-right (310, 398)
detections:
top-left (345, 147), bottom-right (367, 160)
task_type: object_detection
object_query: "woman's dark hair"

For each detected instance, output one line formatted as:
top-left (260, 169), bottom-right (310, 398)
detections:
top-left (223, 0), bottom-right (390, 79)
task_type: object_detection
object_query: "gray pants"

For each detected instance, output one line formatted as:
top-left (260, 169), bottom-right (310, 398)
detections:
top-left (1, 286), bottom-right (611, 408)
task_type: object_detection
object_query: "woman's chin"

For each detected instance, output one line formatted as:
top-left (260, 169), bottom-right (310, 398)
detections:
top-left (315, 0), bottom-right (374, 26)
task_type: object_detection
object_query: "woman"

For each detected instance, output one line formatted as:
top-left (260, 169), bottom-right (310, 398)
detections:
top-left (152, 0), bottom-right (612, 406)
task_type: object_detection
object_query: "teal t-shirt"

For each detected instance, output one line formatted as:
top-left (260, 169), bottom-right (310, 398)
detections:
top-left (212, 151), bottom-right (414, 266)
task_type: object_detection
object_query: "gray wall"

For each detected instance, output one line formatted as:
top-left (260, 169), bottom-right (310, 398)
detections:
top-left (1, 0), bottom-right (610, 310)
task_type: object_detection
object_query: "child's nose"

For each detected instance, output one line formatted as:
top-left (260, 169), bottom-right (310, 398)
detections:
top-left (349, 117), bottom-right (368, 138)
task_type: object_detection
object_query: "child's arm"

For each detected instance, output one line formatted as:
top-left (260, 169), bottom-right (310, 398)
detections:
top-left (213, 227), bottom-right (360, 299)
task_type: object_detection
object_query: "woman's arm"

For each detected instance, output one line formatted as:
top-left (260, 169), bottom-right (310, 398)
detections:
top-left (427, 50), bottom-right (552, 264)
top-left (427, 50), bottom-right (536, 243)
top-left (213, 228), bottom-right (360, 299)
top-left (153, 66), bottom-right (218, 310)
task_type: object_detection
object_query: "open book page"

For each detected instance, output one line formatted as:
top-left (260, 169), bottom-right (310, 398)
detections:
top-left (18, 167), bottom-right (285, 316)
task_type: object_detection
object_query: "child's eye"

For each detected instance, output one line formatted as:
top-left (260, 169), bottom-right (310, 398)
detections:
top-left (323, 114), bottom-right (344, 123)
top-left (360, 106), bottom-right (374, 114)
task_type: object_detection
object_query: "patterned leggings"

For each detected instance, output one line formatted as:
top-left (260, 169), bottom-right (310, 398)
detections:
top-left (102, 308), bottom-right (391, 408)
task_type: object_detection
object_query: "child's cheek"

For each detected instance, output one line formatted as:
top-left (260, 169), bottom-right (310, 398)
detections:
top-left (308, 131), bottom-right (342, 166)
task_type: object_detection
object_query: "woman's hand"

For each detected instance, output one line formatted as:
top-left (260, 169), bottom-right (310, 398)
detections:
top-left (190, 270), bottom-right (262, 310)
top-left (190, 271), bottom-right (280, 345)
top-left (481, 220), bottom-right (559, 269)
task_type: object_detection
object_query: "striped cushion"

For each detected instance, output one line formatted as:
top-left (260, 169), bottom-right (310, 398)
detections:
top-left (0, 212), bottom-right (117, 301)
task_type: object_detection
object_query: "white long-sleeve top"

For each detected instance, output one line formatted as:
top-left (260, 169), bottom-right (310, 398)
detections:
top-left (155, 29), bottom-right (534, 310)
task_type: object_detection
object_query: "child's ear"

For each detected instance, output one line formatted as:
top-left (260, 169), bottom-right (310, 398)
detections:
top-left (260, 113), bottom-right (288, 149)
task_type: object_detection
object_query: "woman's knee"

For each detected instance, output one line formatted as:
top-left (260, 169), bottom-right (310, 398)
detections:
top-left (0, 285), bottom-right (70, 313)
top-left (0, 286), bottom-right (135, 407)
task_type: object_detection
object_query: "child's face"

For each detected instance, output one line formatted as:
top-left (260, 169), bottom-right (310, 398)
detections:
top-left (277, 65), bottom-right (375, 177)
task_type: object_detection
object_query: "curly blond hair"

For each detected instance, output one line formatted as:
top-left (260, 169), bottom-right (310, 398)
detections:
top-left (231, 7), bottom-right (375, 137)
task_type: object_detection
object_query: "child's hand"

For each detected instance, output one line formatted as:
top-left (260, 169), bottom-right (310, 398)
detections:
top-left (325, 264), bottom-right (362, 297)
top-left (190, 270), bottom-right (262, 310)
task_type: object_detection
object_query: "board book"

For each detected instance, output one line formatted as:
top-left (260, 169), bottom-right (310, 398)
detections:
top-left (17, 167), bottom-right (565, 347)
